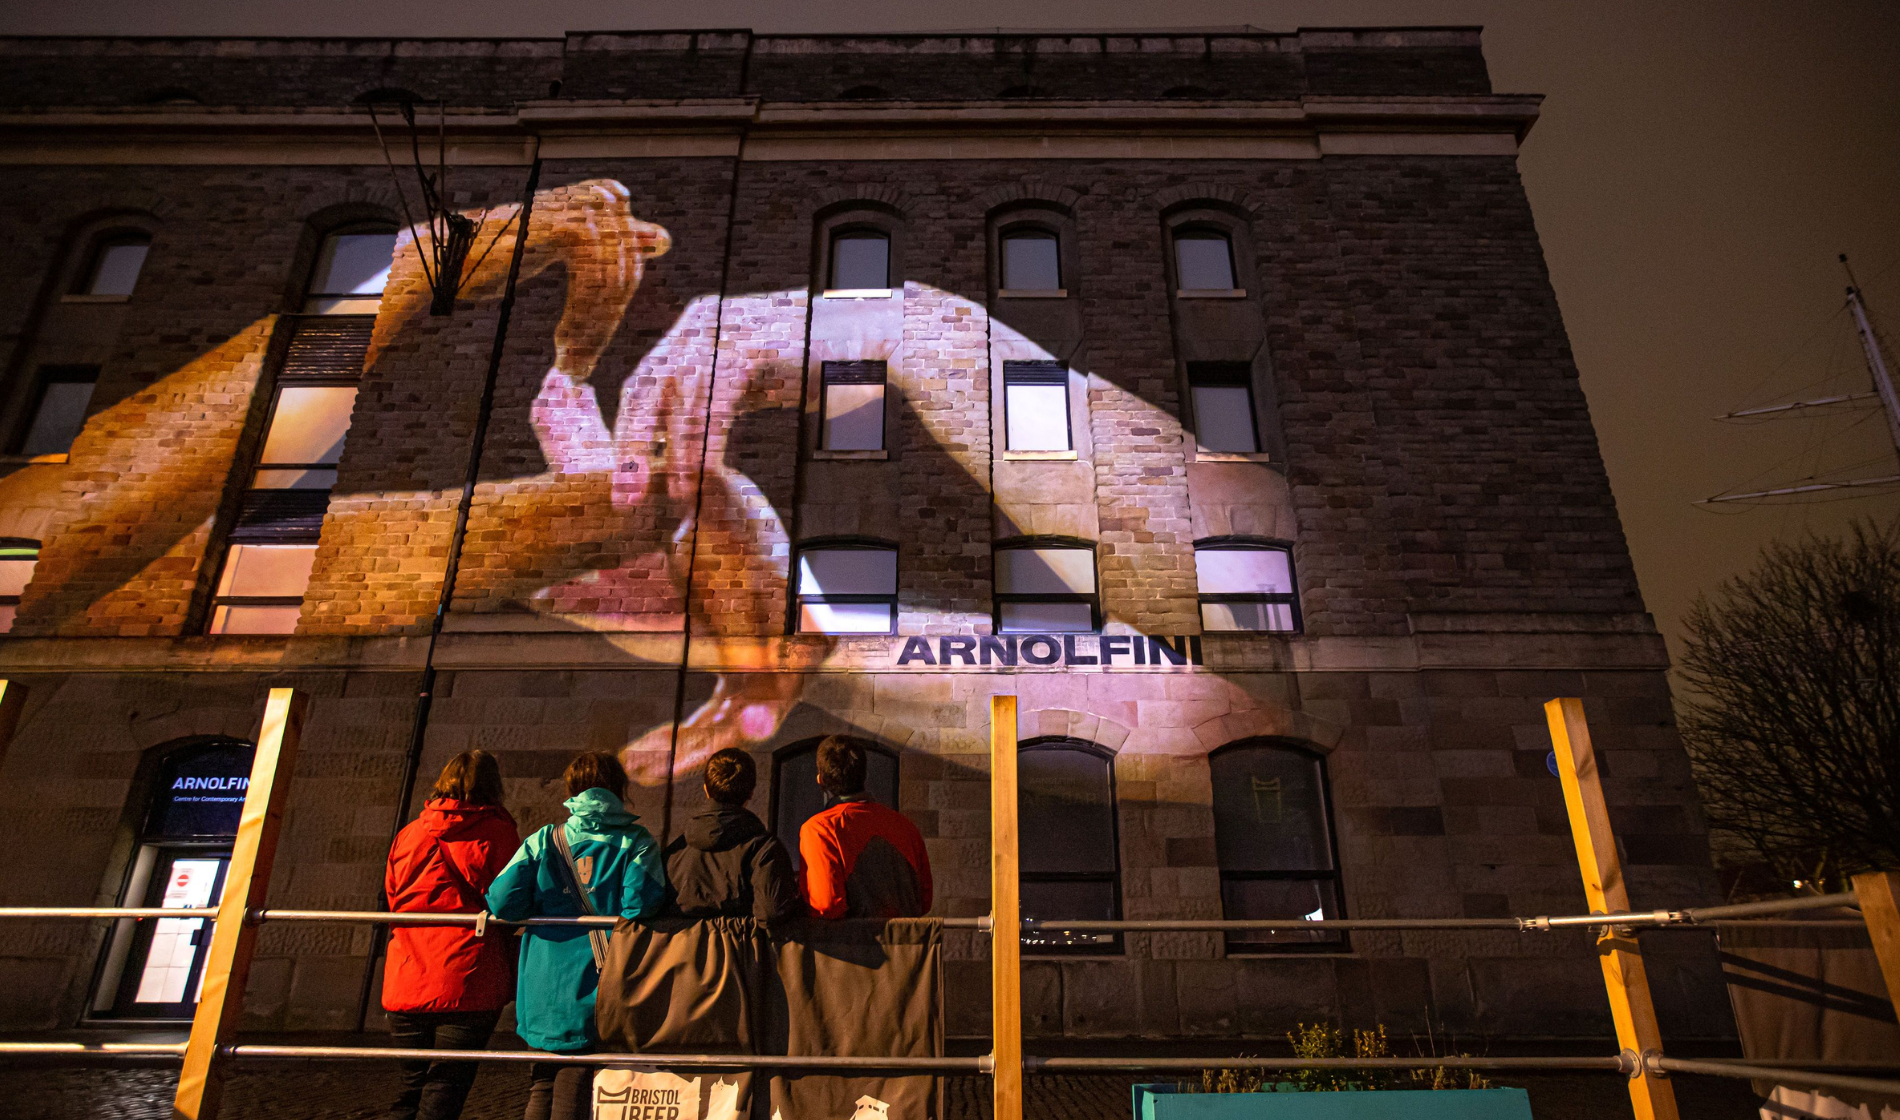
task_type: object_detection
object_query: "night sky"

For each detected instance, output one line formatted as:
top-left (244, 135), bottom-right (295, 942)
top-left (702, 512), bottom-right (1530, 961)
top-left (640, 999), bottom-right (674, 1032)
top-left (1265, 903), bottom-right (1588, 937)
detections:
top-left (5, 0), bottom-right (1898, 666)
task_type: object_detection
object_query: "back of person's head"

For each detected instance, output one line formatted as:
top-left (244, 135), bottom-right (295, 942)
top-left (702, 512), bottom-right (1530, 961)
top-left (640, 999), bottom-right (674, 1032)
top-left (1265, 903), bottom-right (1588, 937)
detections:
top-left (815, 735), bottom-right (867, 797)
top-left (431, 750), bottom-right (504, 806)
top-left (563, 751), bottom-right (629, 800)
top-left (703, 749), bottom-right (756, 807)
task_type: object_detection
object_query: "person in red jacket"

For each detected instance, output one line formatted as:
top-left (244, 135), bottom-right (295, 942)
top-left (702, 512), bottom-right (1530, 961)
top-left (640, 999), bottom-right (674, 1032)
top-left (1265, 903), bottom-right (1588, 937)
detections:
top-left (798, 735), bottom-right (932, 920)
top-left (382, 751), bottom-right (521, 1120)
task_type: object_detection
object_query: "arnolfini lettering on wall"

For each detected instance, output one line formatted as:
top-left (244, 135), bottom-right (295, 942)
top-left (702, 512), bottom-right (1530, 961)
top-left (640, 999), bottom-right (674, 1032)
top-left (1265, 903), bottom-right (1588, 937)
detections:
top-left (893, 634), bottom-right (1204, 668)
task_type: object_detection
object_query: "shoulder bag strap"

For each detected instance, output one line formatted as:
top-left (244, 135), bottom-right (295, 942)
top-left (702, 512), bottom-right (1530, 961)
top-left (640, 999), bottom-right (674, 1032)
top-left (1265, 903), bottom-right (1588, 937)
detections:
top-left (548, 824), bottom-right (612, 970)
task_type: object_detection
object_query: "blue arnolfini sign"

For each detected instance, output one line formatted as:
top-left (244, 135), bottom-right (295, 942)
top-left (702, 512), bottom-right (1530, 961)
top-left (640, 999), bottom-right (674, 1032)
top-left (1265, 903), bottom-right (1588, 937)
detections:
top-left (892, 634), bottom-right (1204, 668)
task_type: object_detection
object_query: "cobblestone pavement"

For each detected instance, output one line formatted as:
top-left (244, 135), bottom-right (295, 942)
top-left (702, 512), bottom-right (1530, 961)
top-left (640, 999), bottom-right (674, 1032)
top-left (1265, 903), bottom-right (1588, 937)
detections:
top-left (0, 1062), bottom-right (1762, 1120)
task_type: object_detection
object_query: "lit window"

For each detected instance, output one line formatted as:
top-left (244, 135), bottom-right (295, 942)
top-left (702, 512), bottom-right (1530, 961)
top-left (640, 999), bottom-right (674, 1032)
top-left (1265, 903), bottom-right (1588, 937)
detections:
top-left (819, 361), bottom-right (886, 451)
top-left (1000, 231), bottom-right (1061, 292)
top-left (253, 385), bottom-right (358, 490)
top-left (207, 542), bottom-right (316, 635)
top-left (1002, 361), bottom-right (1071, 452)
top-left (80, 235), bottom-right (152, 297)
top-left (829, 232), bottom-right (890, 291)
top-left (994, 544), bottom-right (1096, 633)
top-left (1019, 740), bottom-right (1121, 954)
top-left (303, 228), bottom-right (397, 314)
top-left (1175, 231), bottom-right (1236, 291)
top-left (1196, 541), bottom-right (1298, 633)
top-left (13, 366), bottom-right (98, 457)
top-left (1209, 741), bottom-right (1344, 951)
top-left (0, 539), bottom-right (39, 634)
top-left (795, 544), bottom-right (898, 634)
top-left (1187, 363), bottom-right (1259, 454)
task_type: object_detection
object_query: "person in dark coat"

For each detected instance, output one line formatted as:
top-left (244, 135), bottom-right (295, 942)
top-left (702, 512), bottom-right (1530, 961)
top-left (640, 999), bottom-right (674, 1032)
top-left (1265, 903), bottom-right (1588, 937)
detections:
top-left (799, 736), bottom-right (932, 920)
top-left (382, 750), bottom-right (521, 1120)
top-left (664, 748), bottom-right (800, 926)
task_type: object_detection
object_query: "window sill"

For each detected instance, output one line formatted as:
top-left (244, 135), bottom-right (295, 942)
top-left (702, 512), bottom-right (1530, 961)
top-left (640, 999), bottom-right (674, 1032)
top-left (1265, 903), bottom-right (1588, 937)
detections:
top-left (820, 288), bottom-right (895, 300)
top-left (997, 289), bottom-right (1068, 299)
top-left (1001, 450), bottom-right (1078, 461)
top-left (1191, 451), bottom-right (1272, 464)
top-left (60, 293), bottom-right (130, 304)
top-left (1175, 288), bottom-right (1248, 299)
top-left (0, 453), bottom-right (70, 465)
top-left (812, 449), bottom-right (889, 461)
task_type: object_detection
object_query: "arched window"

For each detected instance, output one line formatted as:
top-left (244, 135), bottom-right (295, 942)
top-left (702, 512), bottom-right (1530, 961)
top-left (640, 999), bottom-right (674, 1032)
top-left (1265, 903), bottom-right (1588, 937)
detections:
top-left (828, 228), bottom-right (891, 291)
top-left (302, 224), bottom-right (398, 315)
top-left (0, 538), bottom-right (39, 634)
top-left (1209, 740), bottom-right (1344, 951)
top-left (1019, 738), bottom-right (1121, 954)
top-left (1173, 227), bottom-right (1237, 292)
top-left (91, 736), bottom-right (255, 1021)
top-left (74, 231), bottom-right (152, 297)
top-left (999, 229), bottom-right (1061, 293)
top-left (993, 539), bottom-right (1097, 633)
top-left (771, 736), bottom-right (901, 858)
top-left (794, 540), bottom-right (898, 634)
top-left (1195, 538), bottom-right (1299, 633)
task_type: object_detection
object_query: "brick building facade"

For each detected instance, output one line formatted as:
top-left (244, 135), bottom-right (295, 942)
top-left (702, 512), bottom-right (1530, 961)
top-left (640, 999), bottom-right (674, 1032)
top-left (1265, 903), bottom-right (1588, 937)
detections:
top-left (0, 29), bottom-right (1727, 1044)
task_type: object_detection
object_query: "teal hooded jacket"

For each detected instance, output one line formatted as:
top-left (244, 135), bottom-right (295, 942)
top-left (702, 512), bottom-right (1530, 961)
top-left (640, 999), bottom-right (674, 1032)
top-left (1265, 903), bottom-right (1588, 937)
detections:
top-left (485, 788), bottom-right (665, 1052)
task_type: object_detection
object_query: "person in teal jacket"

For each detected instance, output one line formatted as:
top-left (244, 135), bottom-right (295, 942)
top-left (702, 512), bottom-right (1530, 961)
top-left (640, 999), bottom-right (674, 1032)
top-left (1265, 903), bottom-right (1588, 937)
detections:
top-left (486, 751), bottom-right (664, 1120)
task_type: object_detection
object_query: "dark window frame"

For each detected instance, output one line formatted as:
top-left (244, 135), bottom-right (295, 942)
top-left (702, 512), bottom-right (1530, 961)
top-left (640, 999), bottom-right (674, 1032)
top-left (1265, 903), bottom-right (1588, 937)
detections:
top-left (996, 222), bottom-right (1064, 292)
top-left (1184, 361), bottom-right (1261, 455)
top-left (992, 536), bottom-right (1099, 635)
top-left (1018, 736), bottom-right (1124, 956)
top-left (0, 536), bottom-right (41, 628)
top-left (825, 224), bottom-right (896, 291)
top-left (792, 537), bottom-right (900, 636)
top-left (301, 222), bottom-right (401, 310)
top-left (1195, 536), bottom-right (1301, 634)
top-left (1209, 738), bottom-right (1347, 954)
top-left (1170, 224), bottom-right (1240, 292)
top-left (9, 364), bottom-right (100, 456)
top-left (1000, 360), bottom-right (1073, 453)
top-left (72, 229), bottom-right (154, 297)
top-left (816, 359), bottom-right (889, 453)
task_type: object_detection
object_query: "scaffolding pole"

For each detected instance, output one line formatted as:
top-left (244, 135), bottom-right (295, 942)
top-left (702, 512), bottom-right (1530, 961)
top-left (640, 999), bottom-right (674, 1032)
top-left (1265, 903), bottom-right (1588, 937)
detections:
top-left (990, 694), bottom-right (1022, 1120)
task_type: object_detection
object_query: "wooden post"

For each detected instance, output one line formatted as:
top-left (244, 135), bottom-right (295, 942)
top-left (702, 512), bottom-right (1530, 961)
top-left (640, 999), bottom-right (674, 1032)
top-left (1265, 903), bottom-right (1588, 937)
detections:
top-left (1850, 870), bottom-right (1900, 1017)
top-left (1544, 697), bottom-right (1680, 1120)
top-left (990, 694), bottom-right (1022, 1120)
top-left (0, 679), bottom-right (28, 774)
top-left (173, 687), bottom-right (308, 1120)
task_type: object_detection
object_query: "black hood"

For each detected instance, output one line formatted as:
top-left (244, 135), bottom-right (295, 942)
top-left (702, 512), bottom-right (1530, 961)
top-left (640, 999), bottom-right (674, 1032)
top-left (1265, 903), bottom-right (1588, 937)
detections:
top-left (682, 806), bottom-right (767, 852)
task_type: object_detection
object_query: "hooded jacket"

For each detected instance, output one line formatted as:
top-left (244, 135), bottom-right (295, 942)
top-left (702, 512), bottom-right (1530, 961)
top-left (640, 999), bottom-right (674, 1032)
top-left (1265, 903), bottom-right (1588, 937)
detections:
top-left (662, 806), bottom-right (800, 925)
top-left (485, 788), bottom-right (665, 1052)
top-left (798, 795), bottom-right (933, 921)
top-left (381, 798), bottom-right (521, 1014)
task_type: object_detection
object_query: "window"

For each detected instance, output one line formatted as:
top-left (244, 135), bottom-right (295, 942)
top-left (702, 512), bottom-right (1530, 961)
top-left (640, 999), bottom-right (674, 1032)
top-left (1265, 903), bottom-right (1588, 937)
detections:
top-left (12, 366), bottom-right (98, 457)
top-left (994, 542), bottom-right (1096, 633)
top-left (0, 539), bottom-right (39, 634)
top-left (1019, 739), bottom-right (1121, 954)
top-left (302, 227), bottom-right (398, 314)
top-left (1187, 362), bottom-right (1259, 454)
top-left (1209, 741), bottom-right (1344, 951)
top-left (77, 234), bottom-right (152, 297)
top-left (1174, 230), bottom-right (1237, 292)
top-left (1002, 361), bottom-right (1071, 452)
top-left (1196, 540), bottom-right (1299, 633)
top-left (819, 361), bottom-right (887, 452)
top-left (829, 231), bottom-right (890, 291)
top-left (208, 539), bottom-right (317, 635)
top-left (772, 737), bottom-right (900, 858)
top-left (795, 543), bottom-right (898, 634)
top-left (1000, 231), bottom-right (1061, 292)
top-left (253, 385), bottom-right (358, 490)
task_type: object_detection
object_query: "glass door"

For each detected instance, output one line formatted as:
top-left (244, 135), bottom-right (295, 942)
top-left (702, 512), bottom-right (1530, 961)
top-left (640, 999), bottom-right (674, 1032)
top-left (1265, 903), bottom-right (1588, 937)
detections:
top-left (99, 847), bottom-right (229, 1020)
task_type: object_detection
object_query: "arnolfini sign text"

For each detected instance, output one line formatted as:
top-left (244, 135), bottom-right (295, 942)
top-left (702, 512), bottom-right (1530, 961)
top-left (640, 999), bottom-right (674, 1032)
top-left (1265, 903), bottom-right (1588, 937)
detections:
top-left (893, 634), bottom-right (1204, 668)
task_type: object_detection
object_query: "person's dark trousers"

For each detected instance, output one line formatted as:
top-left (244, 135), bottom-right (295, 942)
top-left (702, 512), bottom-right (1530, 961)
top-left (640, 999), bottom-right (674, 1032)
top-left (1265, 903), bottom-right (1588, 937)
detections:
top-left (524, 1053), bottom-right (594, 1120)
top-left (386, 1009), bottom-right (501, 1120)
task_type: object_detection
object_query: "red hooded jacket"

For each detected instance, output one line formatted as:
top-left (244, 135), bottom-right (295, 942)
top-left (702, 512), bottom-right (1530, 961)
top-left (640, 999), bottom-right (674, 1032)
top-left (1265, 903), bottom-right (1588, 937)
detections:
top-left (798, 796), bottom-right (932, 921)
top-left (381, 799), bottom-right (520, 1014)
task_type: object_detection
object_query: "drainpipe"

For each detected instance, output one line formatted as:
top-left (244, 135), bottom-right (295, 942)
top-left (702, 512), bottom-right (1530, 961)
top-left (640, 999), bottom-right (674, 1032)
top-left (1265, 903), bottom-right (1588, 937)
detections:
top-left (354, 143), bottom-right (543, 1031)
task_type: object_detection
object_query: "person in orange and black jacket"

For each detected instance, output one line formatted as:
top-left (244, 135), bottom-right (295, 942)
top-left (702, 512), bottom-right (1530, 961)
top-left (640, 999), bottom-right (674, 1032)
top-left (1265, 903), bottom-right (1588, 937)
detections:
top-left (381, 750), bottom-right (521, 1120)
top-left (663, 748), bottom-right (801, 926)
top-left (798, 735), bottom-right (932, 920)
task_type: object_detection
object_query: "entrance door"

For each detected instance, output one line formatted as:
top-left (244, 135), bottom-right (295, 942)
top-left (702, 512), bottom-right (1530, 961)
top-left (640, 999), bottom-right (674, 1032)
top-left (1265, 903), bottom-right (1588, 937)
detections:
top-left (100, 847), bottom-right (229, 1020)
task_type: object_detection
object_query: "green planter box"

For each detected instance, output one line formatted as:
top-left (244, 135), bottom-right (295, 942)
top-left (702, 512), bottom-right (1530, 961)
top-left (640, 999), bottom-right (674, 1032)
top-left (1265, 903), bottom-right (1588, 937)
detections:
top-left (1133, 1084), bottom-right (1534, 1120)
